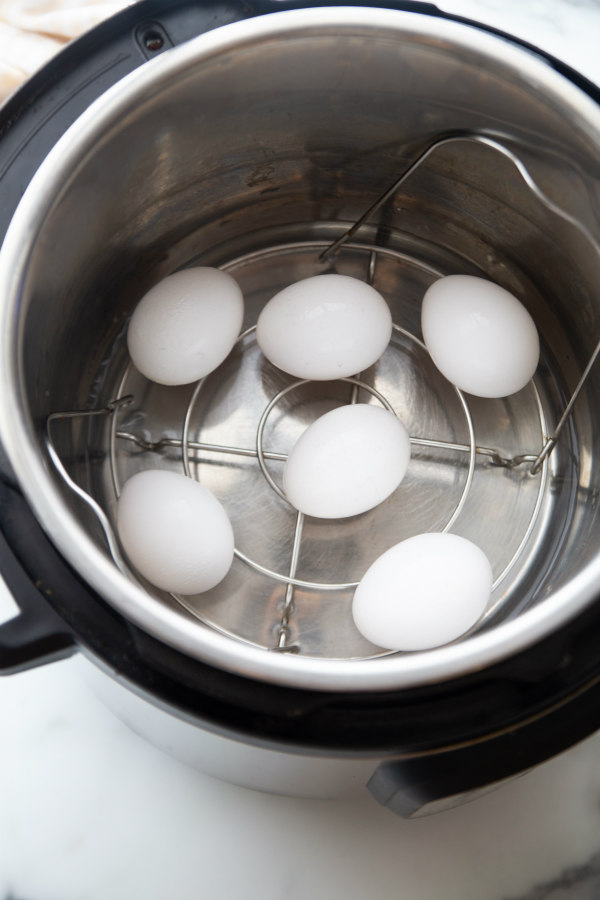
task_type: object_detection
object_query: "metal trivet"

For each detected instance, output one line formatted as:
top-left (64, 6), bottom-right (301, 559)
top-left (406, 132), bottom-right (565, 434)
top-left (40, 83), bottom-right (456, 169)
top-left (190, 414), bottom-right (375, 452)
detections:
top-left (45, 131), bottom-right (600, 657)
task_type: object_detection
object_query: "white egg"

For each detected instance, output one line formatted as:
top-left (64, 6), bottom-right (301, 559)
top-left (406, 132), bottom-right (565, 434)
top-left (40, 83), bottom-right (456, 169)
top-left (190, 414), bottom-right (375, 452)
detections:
top-left (117, 469), bottom-right (235, 594)
top-left (256, 273), bottom-right (392, 380)
top-left (283, 404), bottom-right (410, 518)
top-left (352, 532), bottom-right (492, 651)
top-left (127, 267), bottom-right (244, 386)
top-left (421, 274), bottom-right (539, 398)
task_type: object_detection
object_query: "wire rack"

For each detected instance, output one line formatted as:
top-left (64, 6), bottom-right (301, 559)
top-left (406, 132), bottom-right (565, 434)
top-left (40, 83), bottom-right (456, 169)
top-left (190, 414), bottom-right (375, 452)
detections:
top-left (45, 131), bottom-right (600, 657)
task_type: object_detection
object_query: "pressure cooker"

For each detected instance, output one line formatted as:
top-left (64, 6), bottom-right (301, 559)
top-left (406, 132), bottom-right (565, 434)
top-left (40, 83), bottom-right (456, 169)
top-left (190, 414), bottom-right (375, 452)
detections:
top-left (2, 0), bottom-right (600, 817)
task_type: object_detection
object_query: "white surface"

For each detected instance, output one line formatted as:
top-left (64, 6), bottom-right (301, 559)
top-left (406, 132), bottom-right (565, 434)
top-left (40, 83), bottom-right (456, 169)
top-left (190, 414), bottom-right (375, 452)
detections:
top-left (3, 2), bottom-right (600, 899)
top-left (3, 621), bottom-right (600, 900)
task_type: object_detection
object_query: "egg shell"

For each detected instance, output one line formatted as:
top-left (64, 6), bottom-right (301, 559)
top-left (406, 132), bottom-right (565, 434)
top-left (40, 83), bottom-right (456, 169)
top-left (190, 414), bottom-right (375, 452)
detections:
top-left (283, 403), bottom-right (411, 519)
top-left (127, 267), bottom-right (244, 386)
top-left (256, 273), bottom-right (392, 380)
top-left (421, 274), bottom-right (540, 398)
top-left (117, 469), bottom-right (235, 595)
top-left (352, 532), bottom-right (493, 651)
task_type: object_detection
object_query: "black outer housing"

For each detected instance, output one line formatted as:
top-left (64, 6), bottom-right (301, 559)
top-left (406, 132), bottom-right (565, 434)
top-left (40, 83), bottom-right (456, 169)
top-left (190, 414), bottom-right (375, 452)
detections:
top-left (1, 0), bottom-right (600, 813)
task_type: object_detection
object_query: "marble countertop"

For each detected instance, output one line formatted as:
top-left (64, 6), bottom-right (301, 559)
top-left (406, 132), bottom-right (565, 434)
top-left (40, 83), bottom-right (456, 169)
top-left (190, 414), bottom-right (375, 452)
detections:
top-left (3, 643), bottom-right (600, 900)
top-left (2, 1), bottom-right (600, 898)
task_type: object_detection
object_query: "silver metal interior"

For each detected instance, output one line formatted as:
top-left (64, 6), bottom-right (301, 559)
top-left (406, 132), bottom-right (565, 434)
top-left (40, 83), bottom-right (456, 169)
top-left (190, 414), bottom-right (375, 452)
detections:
top-left (2, 8), bottom-right (600, 689)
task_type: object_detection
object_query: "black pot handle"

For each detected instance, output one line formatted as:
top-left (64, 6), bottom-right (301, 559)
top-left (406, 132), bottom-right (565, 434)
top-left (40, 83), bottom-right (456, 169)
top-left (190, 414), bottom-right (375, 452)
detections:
top-left (0, 599), bottom-right (75, 675)
top-left (367, 745), bottom-right (516, 818)
top-left (0, 477), bottom-right (76, 674)
top-left (368, 663), bottom-right (600, 817)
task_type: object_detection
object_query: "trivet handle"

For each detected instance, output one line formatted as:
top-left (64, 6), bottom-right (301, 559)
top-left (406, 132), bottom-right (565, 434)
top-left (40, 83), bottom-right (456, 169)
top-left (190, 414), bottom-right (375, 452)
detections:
top-left (0, 478), bottom-right (75, 674)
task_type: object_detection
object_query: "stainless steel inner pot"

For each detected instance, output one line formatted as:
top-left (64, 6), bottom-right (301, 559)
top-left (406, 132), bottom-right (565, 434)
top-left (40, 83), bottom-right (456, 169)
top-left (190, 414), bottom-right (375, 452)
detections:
top-left (2, 7), bottom-right (600, 691)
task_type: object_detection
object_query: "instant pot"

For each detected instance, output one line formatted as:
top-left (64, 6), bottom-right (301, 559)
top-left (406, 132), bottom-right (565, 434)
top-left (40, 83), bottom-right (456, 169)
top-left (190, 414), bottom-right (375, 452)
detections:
top-left (2, 0), bottom-right (600, 817)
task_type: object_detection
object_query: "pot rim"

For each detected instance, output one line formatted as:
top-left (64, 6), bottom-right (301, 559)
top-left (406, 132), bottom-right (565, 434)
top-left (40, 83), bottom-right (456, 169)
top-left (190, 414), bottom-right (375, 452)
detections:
top-left (2, 5), bottom-right (600, 692)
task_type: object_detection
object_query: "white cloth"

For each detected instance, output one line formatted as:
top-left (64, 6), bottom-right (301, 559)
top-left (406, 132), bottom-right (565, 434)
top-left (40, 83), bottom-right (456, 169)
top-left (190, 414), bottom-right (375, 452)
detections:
top-left (0, 0), bottom-right (133, 102)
